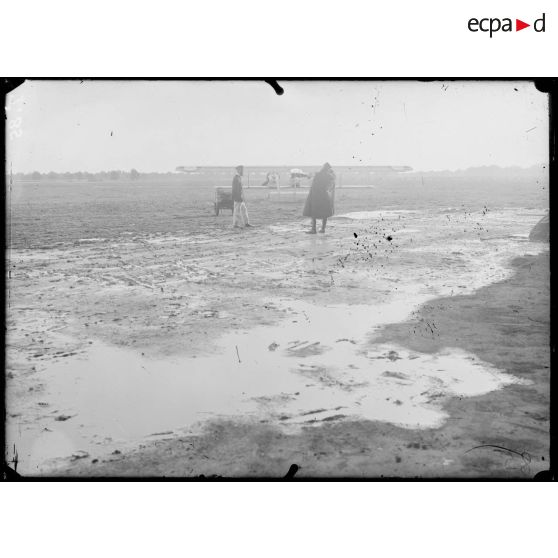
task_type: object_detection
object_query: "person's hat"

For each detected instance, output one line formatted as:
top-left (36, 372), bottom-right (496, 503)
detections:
top-left (235, 165), bottom-right (244, 172)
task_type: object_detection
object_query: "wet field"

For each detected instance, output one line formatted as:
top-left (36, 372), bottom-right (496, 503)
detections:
top-left (5, 177), bottom-right (549, 476)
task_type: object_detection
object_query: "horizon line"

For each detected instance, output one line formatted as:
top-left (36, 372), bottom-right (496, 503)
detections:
top-left (9, 163), bottom-right (547, 175)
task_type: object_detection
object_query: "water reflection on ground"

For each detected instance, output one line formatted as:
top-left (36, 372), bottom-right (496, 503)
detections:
top-left (7, 297), bottom-right (530, 474)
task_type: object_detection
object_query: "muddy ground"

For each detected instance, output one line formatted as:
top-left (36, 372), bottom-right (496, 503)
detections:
top-left (5, 179), bottom-right (550, 477)
top-left (51, 253), bottom-right (548, 478)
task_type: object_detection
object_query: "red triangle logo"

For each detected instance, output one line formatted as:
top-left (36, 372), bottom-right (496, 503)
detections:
top-left (516, 19), bottom-right (530, 31)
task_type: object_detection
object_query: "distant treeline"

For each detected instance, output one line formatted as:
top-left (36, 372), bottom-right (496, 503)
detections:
top-left (411, 164), bottom-right (546, 178)
top-left (12, 169), bottom-right (146, 181)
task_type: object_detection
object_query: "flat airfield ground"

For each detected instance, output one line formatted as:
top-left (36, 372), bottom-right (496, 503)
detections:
top-left (5, 177), bottom-right (550, 477)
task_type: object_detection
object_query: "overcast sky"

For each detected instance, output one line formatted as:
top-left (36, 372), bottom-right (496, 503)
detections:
top-left (6, 80), bottom-right (548, 173)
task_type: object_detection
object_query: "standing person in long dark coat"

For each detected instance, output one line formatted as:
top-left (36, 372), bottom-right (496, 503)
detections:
top-left (302, 162), bottom-right (335, 234)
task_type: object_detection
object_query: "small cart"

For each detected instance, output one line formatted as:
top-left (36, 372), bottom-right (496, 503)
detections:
top-left (214, 187), bottom-right (234, 216)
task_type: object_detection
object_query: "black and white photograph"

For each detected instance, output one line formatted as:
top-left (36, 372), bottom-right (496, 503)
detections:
top-left (4, 79), bottom-right (551, 479)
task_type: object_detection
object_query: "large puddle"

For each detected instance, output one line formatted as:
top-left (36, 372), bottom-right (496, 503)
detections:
top-left (7, 296), bottom-right (531, 474)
